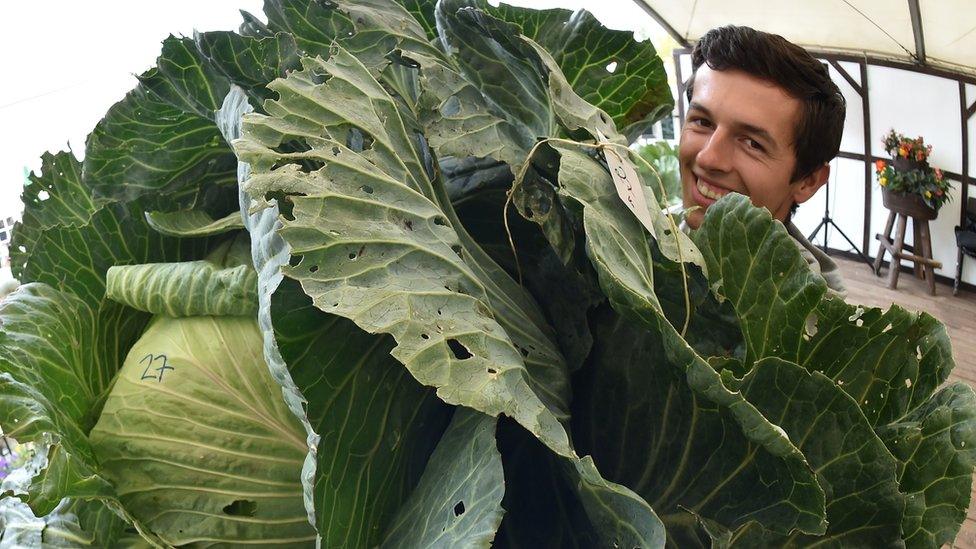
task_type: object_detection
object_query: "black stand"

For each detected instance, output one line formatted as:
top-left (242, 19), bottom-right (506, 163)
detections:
top-left (806, 179), bottom-right (873, 267)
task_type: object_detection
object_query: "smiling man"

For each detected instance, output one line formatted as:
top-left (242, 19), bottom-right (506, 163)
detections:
top-left (680, 25), bottom-right (847, 294)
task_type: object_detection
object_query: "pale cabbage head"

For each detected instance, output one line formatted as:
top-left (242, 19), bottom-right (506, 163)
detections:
top-left (89, 314), bottom-right (314, 546)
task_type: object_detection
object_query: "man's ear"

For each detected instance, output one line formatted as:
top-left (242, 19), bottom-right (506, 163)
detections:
top-left (792, 163), bottom-right (830, 205)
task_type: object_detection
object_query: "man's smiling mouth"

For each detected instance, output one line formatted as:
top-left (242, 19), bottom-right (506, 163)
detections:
top-left (696, 177), bottom-right (730, 201)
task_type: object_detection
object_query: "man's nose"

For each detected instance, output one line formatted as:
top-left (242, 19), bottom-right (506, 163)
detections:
top-left (696, 129), bottom-right (733, 173)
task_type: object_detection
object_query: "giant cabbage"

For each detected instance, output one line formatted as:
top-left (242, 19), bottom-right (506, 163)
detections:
top-left (0, 1), bottom-right (973, 547)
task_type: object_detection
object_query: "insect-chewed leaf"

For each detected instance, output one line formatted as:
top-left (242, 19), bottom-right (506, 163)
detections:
top-left (236, 48), bottom-right (574, 458)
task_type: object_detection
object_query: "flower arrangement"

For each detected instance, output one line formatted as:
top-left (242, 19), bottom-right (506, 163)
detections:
top-left (875, 129), bottom-right (952, 210)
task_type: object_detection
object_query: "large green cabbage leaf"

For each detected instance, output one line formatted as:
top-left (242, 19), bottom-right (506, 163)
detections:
top-left (222, 85), bottom-right (510, 547)
top-left (433, 0), bottom-right (672, 139)
top-left (235, 47), bottom-right (574, 457)
top-left (693, 195), bottom-right (976, 546)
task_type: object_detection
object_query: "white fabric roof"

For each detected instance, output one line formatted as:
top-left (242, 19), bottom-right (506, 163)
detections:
top-left (634, 0), bottom-right (976, 78)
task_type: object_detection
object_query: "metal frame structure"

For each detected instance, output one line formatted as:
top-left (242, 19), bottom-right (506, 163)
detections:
top-left (638, 0), bottom-right (975, 78)
top-left (673, 47), bottom-right (975, 283)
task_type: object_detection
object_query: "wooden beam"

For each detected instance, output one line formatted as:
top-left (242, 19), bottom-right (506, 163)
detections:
top-left (816, 51), bottom-right (976, 86)
top-left (877, 234), bottom-right (943, 269)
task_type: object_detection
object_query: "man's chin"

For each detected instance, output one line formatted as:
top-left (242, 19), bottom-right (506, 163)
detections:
top-left (683, 205), bottom-right (705, 230)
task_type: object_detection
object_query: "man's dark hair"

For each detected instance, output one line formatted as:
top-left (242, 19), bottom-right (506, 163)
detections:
top-left (686, 25), bottom-right (846, 183)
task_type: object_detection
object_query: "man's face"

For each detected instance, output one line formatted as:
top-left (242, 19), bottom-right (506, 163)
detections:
top-left (679, 65), bottom-right (826, 229)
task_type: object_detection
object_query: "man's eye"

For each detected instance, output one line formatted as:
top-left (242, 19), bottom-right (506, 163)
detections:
top-left (745, 138), bottom-right (765, 152)
top-left (690, 118), bottom-right (712, 128)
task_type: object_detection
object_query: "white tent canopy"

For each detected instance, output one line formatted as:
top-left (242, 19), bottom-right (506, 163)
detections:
top-left (634, 0), bottom-right (976, 78)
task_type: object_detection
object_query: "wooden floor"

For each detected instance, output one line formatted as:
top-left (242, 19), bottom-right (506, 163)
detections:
top-left (834, 255), bottom-right (976, 548)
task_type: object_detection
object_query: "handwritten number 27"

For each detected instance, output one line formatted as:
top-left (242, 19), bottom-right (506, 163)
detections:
top-left (140, 354), bottom-right (174, 382)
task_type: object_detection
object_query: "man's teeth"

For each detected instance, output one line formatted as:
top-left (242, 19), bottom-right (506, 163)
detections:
top-left (697, 179), bottom-right (728, 200)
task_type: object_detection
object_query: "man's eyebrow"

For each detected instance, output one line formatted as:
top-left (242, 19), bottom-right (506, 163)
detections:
top-left (687, 101), bottom-right (711, 116)
top-left (739, 123), bottom-right (777, 148)
top-left (687, 101), bottom-right (779, 148)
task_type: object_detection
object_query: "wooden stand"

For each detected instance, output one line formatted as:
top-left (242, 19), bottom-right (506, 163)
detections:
top-left (873, 190), bottom-right (942, 295)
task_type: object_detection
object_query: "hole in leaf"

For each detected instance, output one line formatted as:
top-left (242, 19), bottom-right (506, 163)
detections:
top-left (487, 367), bottom-right (497, 374)
top-left (349, 245), bottom-right (365, 260)
top-left (404, 219), bottom-right (414, 231)
top-left (269, 159), bottom-right (291, 172)
top-left (265, 191), bottom-right (297, 221)
top-left (289, 255), bottom-right (303, 267)
top-left (308, 64), bottom-right (332, 85)
top-left (223, 499), bottom-right (257, 517)
top-left (447, 339), bottom-right (472, 360)
top-left (605, 61), bottom-right (618, 73)
top-left (451, 245), bottom-right (463, 259)
top-left (346, 128), bottom-right (375, 152)
top-left (453, 500), bottom-right (465, 517)
top-left (298, 159), bottom-right (325, 173)
top-left (804, 313), bottom-right (819, 338)
top-left (332, 146), bottom-right (340, 156)
top-left (274, 139), bottom-right (312, 155)
top-left (421, 333), bottom-right (430, 340)
top-left (386, 49), bottom-right (421, 69)
top-left (37, 190), bottom-right (50, 201)
top-left (309, 265), bottom-right (319, 273)
top-left (433, 216), bottom-right (448, 226)
top-left (360, 185), bottom-right (374, 194)
top-left (440, 95), bottom-right (461, 117)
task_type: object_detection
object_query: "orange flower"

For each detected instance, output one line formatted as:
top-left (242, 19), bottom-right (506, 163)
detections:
top-left (915, 151), bottom-right (924, 161)
top-left (875, 159), bottom-right (886, 171)
top-left (898, 145), bottom-right (909, 157)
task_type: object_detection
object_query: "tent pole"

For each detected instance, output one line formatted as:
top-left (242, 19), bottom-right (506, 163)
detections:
top-left (962, 82), bottom-right (970, 229)
top-left (860, 59), bottom-right (872, 258)
top-left (907, 0), bottom-right (926, 65)
top-left (633, 0), bottom-right (690, 48)
top-left (674, 48), bottom-right (688, 128)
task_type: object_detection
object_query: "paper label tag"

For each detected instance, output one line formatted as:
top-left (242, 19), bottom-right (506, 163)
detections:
top-left (603, 145), bottom-right (657, 236)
